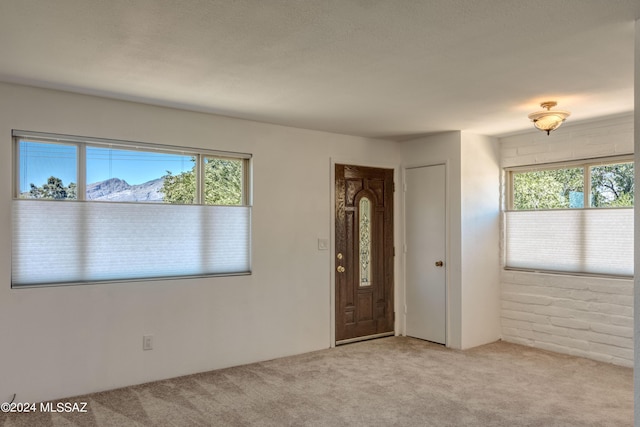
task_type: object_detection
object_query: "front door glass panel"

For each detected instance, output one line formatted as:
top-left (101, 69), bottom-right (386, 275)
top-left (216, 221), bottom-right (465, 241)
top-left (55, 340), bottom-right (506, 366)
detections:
top-left (359, 196), bottom-right (371, 287)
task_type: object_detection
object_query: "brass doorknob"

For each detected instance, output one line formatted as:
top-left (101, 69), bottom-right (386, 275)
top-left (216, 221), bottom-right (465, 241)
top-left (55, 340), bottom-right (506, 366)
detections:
top-left (337, 266), bottom-right (345, 273)
top-left (435, 261), bottom-right (444, 267)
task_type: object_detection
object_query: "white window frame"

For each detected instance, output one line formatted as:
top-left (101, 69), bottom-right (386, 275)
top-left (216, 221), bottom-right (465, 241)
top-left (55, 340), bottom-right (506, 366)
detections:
top-left (12, 130), bottom-right (252, 288)
top-left (505, 155), bottom-right (633, 211)
top-left (504, 155), bottom-right (634, 278)
top-left (13, 130), bottom-right (251, 205)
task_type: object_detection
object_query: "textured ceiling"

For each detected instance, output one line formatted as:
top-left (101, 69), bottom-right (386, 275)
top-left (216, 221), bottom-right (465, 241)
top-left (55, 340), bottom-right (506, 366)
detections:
top-left (0, 0), bottom-right (638, 139)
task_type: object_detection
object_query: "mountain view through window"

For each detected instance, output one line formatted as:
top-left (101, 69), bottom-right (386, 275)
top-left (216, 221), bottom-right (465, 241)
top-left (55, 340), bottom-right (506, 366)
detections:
top-left (18, 141), bottom-right (243, 205)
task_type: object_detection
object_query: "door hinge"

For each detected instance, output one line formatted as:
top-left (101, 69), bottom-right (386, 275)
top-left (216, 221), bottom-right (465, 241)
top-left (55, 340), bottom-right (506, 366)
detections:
top-left (393, 182), bottom-right (395, 192)
top-left (393, 246), bottom-right (395, 256)
top-left (393, 312), bottom-right (396, 321)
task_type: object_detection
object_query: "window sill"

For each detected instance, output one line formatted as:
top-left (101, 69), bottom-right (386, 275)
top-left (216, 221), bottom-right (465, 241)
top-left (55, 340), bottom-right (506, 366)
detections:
top-left (503, 267), bottom-right (633, 281)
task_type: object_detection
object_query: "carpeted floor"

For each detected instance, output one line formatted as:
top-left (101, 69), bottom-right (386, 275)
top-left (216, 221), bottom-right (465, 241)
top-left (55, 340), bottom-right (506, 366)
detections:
top-left (0, 337), bottom-right (633, 426)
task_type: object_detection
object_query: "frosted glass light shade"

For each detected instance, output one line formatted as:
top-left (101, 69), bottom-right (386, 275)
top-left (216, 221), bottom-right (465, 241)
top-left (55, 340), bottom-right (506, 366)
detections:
top-left (528, 101), bottom-right (570, 135)
top-left (530, 112), bottom-right (569, 133)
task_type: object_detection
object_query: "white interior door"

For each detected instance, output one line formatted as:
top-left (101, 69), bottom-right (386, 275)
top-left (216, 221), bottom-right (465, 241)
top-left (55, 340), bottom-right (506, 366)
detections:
top-left (405, 164), bottom-right (446, 344)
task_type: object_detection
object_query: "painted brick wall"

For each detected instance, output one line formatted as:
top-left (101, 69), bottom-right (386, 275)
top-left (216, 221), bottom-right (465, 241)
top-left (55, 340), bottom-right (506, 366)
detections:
top-left (499, 113), bottom-right (634, 367)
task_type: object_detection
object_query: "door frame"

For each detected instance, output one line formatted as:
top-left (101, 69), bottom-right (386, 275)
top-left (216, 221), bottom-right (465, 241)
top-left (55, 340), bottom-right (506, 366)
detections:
top-left (329, 158), bottom-right (401, 347)
top-left (402, 162), bottom-right (450, 347)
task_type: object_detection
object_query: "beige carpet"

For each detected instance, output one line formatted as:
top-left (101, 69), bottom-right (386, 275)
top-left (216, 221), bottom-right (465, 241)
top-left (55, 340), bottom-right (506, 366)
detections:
top-left (0, 337), bottom-right (632, 426)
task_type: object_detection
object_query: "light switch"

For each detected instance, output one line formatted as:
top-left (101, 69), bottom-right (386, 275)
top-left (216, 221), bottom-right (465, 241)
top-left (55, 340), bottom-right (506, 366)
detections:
top-left (318, 238), bottom-right (329, 250)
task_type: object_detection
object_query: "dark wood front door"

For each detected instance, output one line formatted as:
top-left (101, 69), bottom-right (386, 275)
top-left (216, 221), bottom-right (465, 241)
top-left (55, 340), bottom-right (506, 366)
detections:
top-left (335, 164), bottom-right (394, 343)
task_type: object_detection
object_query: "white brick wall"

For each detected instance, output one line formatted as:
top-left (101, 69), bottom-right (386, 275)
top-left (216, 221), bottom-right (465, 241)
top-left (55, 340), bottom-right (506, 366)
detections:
top-left (501, 271), bottom-right (633, 367)
top-left (499, 113), bottom-right (634, 367)
top-left (501, 112), bottom-right (634, 168)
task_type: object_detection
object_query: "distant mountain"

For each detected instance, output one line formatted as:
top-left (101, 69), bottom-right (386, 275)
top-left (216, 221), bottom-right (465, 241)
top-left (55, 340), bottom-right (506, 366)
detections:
top-left (86, 177), bottom-right (165, 202)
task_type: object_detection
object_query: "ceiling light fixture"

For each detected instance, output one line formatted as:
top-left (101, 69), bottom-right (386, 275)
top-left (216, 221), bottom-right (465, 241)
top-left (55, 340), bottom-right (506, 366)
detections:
top-left (528, 101), bottom-right (570, 135)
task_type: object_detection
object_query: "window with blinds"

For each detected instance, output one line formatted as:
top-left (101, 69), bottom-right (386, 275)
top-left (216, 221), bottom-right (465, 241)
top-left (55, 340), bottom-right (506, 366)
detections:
top-left (504, 156), bottom-right (633, 277)
top-left (12, 130), bottom-right (252, 287)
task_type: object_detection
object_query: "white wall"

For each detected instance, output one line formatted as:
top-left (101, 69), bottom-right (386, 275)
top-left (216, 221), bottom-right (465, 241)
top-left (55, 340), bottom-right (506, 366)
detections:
top-left (400, 131), bottom-right (501, 349)
top-left (0, 82), bottom-right (401, 403)
top-left (500, 113), bottom-right (635, 367)
top-left (460, 133), bottom-right (501, 349)
top-left (401, 132), bottom-right (462, 348)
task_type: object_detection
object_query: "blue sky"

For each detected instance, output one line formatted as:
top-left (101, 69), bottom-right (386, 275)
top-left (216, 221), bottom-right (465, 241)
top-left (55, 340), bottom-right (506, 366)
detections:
top-left (19, 141), bottom-right (195, 192)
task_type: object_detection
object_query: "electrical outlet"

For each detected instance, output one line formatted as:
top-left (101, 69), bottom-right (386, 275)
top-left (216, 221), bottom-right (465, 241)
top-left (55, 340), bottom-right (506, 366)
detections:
top-left (143, 335), bottom-right (153, 351)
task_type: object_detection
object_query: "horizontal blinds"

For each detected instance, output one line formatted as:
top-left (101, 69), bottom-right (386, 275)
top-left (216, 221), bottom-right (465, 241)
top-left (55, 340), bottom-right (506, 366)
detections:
top-left (12, 200), bottom-right (251, 286)
top-left (504, 208), bottom-right (633, 276)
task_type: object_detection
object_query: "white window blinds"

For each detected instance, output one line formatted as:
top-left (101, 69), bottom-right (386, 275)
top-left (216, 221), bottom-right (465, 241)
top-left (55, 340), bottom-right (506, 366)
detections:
top-left (12, 200), bottom-right (251, 286)
top-left (504, 208), bottom-right (633, 277)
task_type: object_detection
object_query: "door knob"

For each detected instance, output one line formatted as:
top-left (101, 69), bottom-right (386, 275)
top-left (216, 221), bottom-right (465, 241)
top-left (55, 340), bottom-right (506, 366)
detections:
top-left (337, 266), bottom-right (345, 273)
top-left (435, 261), bottom-right (444, 267)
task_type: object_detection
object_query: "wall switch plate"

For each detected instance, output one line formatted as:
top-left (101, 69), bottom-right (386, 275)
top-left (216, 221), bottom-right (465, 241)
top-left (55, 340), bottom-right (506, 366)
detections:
top-left (318, 238), bottom-right (329, 250)
top-left (143, 335), bottom-right (153, 351)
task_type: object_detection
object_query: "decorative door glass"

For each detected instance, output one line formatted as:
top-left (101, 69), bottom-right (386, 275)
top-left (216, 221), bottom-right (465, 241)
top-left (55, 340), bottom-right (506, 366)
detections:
top-left (359, 197), bottom-right (371, 287)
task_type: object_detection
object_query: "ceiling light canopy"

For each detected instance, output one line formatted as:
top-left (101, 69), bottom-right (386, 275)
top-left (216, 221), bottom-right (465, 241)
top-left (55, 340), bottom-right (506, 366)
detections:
top-left (528, 101), bottom-right (570, 135)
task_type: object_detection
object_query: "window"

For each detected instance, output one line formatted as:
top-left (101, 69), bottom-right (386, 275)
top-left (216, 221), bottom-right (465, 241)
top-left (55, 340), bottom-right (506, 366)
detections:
top-left (12, 130), bottom-right (252, 287)
top-left (504, 156), bottom-right (633, 277)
